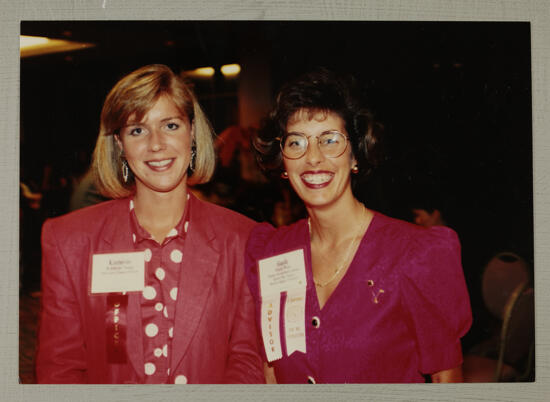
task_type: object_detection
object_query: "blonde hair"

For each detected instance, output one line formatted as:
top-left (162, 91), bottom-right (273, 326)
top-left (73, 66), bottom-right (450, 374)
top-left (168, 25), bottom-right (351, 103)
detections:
top-left (92, 64), bottom-right (215, 198)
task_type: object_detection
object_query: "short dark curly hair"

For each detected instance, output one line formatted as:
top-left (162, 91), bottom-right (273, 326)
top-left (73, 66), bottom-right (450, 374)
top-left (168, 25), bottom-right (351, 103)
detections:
top-left (254, 68), bottom-right (383, 184)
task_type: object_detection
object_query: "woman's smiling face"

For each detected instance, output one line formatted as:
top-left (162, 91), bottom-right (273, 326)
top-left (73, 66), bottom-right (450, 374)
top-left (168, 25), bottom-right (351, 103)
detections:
top-left (283, 109), bottom-right (356, 209)
top-left (116, 94), bottom-right (193, 196)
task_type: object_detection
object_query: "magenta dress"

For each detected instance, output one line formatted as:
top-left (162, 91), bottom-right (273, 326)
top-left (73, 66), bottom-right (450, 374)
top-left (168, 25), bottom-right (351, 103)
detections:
top-left (245, 212), bottom-right (472, 383)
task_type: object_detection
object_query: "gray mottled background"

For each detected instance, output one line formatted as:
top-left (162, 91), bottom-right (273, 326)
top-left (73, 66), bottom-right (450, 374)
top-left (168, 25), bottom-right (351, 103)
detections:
top-left (2, 0), bottom-right (549, 401)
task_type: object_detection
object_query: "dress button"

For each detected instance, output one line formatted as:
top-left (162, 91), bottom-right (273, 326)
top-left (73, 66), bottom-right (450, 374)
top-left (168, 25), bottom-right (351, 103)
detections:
top-left (311, 316), bottom-right (320, 328)
top-left (307, 375), bottom-right (316, 384)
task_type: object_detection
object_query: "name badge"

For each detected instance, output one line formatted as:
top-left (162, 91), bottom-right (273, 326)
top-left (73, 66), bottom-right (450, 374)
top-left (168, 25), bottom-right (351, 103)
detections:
top-left (90, 251), bottom-right (145, 294)
top-left (258, 249), bottom-right (307, 361)
top-left (259, 248), bottom-right (307, 295)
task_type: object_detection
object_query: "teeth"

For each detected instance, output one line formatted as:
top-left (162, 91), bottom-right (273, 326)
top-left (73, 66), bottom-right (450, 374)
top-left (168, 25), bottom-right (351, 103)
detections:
top-left (301, 173), bottom-right (333, 184)
top-left (148, 159), bottom-right (172, 167)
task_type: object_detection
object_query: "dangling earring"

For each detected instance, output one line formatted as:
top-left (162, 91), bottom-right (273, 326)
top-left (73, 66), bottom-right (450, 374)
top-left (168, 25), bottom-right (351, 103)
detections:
top-left (189, 142), bottom-right (197, 173)
top-left (281, 171), bottom-right (289, 179)
top-left (122, 160), bottom-right (129, 183)
top-left (351, 165), bottom-right (359, 174)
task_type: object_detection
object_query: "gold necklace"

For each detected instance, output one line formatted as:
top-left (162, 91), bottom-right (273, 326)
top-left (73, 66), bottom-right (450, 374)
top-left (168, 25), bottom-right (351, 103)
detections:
top-left (310, 206), bottom-right (367, 288)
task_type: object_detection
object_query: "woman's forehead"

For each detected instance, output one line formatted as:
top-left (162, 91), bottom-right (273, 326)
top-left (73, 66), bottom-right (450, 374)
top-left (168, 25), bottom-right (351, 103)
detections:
top-left (287, 109), bottom-right (345, 131)
top-left (123, 95), bottom-right (187, 124)
top-left (288, 108), bottom-right (339, 124)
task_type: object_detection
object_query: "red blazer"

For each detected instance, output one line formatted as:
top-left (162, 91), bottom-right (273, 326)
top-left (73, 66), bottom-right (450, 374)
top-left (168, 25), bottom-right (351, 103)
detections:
top-left (36, 194), bottom-right (264, 384)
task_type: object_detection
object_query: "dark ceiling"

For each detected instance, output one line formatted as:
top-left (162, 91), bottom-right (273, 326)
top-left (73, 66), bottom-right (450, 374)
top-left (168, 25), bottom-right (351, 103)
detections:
top-left (22, 21), bottom-right (251, 72)
top-left (19, 21), bottom-right (533, 261)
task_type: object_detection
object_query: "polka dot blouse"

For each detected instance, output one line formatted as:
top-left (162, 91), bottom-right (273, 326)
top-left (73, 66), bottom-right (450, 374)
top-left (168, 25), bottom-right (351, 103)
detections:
top-left (128, 198), bottom-right (189, 383)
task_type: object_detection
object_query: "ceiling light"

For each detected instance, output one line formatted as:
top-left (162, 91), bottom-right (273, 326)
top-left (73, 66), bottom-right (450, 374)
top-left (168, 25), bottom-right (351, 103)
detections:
top-left (221, 64), bottom-right (241, 77)
top-left (194, 67), bottom-right (215, 77)
top-left (20, 35), bottom-right (50, 48)
top-left (20, 35), bottom-right (95, 58)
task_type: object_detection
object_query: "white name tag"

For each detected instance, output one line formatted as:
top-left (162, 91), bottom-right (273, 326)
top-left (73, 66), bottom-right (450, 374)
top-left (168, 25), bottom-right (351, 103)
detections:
top-left (90, 251), bottom-right (145, 294)
top-left (258, 249), bottom-right (307, 361)
top-left (259, 249), bottom-right (307, 296)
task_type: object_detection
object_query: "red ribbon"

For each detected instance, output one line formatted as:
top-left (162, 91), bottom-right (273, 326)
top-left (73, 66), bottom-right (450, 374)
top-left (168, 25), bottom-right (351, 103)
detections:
top-left (106, 294), bottom-right (128, 364)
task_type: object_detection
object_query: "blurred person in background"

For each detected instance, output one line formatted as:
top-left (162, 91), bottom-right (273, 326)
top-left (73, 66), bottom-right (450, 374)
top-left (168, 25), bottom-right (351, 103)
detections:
top-left (19, 177), bottom-right (43, 293)
top-left (408, 188), bottom-right (449, 228)
top-left (69, 167), bottom-right (110, 211)
top-left (411, 206), bottom-right (446, 227)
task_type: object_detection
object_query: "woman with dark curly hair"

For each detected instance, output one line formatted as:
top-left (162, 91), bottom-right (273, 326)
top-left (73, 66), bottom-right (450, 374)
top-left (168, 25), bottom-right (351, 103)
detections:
top-left (245, 68), bottom-right (472, 383)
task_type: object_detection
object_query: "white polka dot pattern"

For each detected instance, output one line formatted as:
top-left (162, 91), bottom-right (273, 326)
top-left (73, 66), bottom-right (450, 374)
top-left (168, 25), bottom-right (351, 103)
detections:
top-left (142, 286), bottom-right (156, 300)
top-left (174, 374), bottom-right (187, 384)
top-left (130, 200), bottom-right (134, 210)
top-left (129, 202), bottom-right (190, 383)
top-left (170, 249), bottom-right (183, 263)
top-left (155, 267), bottom-right (166, 280)
top-left (145, 362), bottom-right (155, 375)
top-left (144, 248), bottom-right (152, 262)
top-left (114, 316), bottom-right (119, 323)
top-left (145, 323), bottom-right (159, 337)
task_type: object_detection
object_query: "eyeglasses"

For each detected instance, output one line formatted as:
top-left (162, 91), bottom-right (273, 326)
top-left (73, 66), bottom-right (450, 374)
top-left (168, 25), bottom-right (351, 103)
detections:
top-left (278, 131), bottom-right (349, 159)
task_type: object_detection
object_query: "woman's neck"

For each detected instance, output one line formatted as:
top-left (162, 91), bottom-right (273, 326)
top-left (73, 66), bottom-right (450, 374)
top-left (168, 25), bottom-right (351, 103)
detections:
top-left (307, 191), bottom-right (369, 247)
top-left (133, 184), bottom-right (188, 243)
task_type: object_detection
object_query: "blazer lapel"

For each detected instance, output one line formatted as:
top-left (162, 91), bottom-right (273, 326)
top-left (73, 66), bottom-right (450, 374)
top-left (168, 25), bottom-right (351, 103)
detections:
top-left (99, 199), bottom-right (144, 381)
top-left (171, 196), bottom-right (220, 372)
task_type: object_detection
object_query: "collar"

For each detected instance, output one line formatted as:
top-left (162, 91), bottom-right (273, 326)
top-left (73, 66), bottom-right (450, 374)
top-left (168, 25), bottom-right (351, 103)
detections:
top-left (128, 195), bottom-right (191, 245)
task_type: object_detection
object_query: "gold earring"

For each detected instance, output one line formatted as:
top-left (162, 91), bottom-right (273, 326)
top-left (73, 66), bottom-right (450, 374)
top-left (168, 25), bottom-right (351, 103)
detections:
top-left (281, 171), bottom-right (289, 179)
top-left (351, 165), bottom-right (359, 174)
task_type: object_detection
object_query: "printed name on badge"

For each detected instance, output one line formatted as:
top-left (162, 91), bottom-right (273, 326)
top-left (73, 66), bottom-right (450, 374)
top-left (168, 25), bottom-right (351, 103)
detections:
top-left (91, 251), bottom-right (145, 294)
top-left (259, 249), bottom-right (307, 296)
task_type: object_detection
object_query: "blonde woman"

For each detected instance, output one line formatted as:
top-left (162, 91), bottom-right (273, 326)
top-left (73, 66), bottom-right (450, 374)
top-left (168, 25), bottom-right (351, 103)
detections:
top-left (36, 64), bottom-right (263, 384)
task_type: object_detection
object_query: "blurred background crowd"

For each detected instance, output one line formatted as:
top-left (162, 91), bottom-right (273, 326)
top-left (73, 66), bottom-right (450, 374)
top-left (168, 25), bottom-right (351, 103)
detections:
top-left (19, 21), bottom-right (533, 383)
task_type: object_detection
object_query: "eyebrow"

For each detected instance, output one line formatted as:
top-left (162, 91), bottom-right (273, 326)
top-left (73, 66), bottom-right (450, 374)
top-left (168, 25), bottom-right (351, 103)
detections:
top-left (123, 115), bottom-right (185, 126)
top-left (286, 130), bottom-right (344, 136)
top-left (160, 116), bottom-right (185, 123)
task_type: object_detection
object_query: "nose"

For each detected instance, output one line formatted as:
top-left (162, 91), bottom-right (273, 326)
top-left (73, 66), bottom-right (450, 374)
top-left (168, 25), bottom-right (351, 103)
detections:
top-left (304, 138), bottom-right (324, 166)
top-left (149, 128), bottom-right (165, 152)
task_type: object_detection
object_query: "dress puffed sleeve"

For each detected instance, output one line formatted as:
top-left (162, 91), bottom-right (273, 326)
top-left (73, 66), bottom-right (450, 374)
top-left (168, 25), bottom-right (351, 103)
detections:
top-left (399, 226), bottom-right (472, 375)
top-left (244, 222), bottom-right (278, 302)
top-left (244, 222), bottom-right (278, 362)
